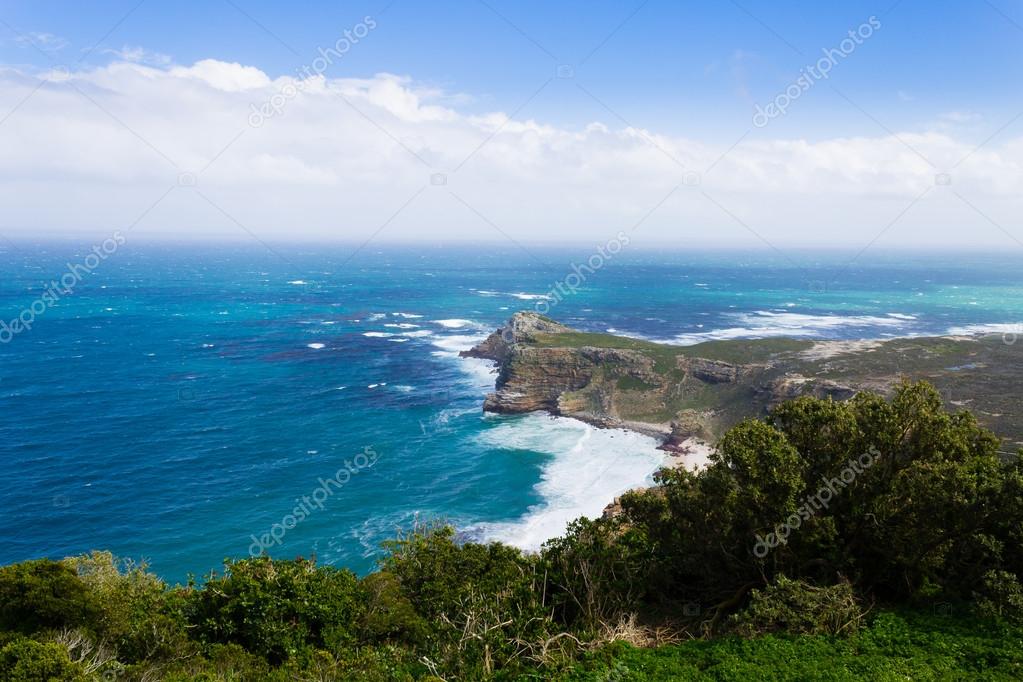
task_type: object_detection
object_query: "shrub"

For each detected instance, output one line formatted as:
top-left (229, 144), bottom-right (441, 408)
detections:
top-left (0, 559), bottom-right (99, 634)
top-left (0, 638), bottom-right (88, 682)
top-left (974, 570), bottom-right (1023, 623)
top-left (63, 551), bottom-right (190, 663)
top-left (185, 556), bottom-right (364, 664)
top-left (727, 575), bottom-right (866, 637)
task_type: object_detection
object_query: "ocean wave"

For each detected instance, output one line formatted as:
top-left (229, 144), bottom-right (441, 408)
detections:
top-left (306, 343), bottom-right (325, 349)
top-left (363, 331), bottom-right (395, 338)
top-left (670, 311), bottom-right (920, 345)
top-left (433, 319), bottom-right (476, 329)
top-left (430, 332), bottom-right (497, 390)
top-left (946, 323), bottom-right (1022, 336)
top-left (469, 415), bottom-right (666, 551)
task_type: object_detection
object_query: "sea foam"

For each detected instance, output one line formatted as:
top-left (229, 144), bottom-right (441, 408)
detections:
top-left (469, 415), bottom-right (666, 551)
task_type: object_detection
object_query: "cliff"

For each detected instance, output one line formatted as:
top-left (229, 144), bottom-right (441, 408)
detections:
top-left (462, 312), bottom-right (1023, 450)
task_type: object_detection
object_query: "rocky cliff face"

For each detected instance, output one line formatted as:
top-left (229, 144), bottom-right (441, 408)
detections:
top-left (462, 312), bottom-right (784, 443)
top-left (462, 312), bottom-right (1023, 449)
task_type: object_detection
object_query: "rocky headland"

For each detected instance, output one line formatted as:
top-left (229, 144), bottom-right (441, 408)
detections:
top-left (461, 312), bottom-right (1023, 453)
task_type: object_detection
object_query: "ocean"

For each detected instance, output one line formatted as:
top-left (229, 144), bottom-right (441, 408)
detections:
top-left (1, 242), bottom-right (1021, 581)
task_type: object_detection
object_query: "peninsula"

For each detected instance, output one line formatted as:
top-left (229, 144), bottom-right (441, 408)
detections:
top-left (462, 311), bottom-right (1023, 451)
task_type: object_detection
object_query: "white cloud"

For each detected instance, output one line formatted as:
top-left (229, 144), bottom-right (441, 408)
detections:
top-left (12, 31), bottom-right (68, 51)
top-left (103, 45), bottom-right (172, 66)
top-left (0, 58), bottom-right (1019, 248)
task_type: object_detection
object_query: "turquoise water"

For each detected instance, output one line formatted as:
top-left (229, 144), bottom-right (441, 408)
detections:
top-left (1, 243), bottom-right (1021, 581)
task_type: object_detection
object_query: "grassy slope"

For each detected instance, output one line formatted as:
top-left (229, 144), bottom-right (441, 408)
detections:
top-left (560, 611), bottom-right (1023, 681)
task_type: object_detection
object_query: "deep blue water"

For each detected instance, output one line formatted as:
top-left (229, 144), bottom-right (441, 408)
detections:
top-left (1, 243), bottom-right (1021, 581)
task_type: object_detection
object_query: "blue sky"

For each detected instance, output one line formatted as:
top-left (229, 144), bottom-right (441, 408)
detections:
top-left (0, 1), bottom-right (1020, 245)
top-left (3, 0), bottom-right (1021, 141)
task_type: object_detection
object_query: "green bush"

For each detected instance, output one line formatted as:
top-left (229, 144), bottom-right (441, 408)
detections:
top-left (64, 551), bottom-right (191, 663)
top-left (974, 570), bottom-right (1023, 623)
top-left (0, 638), bottom-right (87, 682)
top-left (0, 559), bottom-right (99, 634)
top-left (186, 556), bottom-right (364, 664)
top-left (727, 575), bottom-right (865, 637)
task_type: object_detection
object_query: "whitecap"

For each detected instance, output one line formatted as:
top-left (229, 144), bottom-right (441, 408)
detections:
top-left (384, 323), bottom-right (420, 329)
top-left (433, 319), bottom-right (475, 328)
top-left (288, 280), bottom-right (307, 285)
top-left (307, 343), bottom-right (326, 349)
top-left (670, 311), bottom-right (917, 345)
top-left (946, 323), bottom-right (1022, 336)
top-left (363, 332), bottom-right (395, 338)
top-left (470, 416), bottom-right (667, 551)
top-left (392, 312), bottom-right (424, 318)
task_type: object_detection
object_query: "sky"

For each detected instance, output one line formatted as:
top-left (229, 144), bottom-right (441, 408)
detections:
top-left (0, 0), bottom-right (1021, 249)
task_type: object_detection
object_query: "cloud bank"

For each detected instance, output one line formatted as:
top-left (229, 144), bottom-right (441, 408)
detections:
top-left (0, 58), bottom-right (1020, 248)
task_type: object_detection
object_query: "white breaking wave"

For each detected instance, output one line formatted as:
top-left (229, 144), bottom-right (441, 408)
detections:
top-left (946, 323), bottom-right (1022, 336)
top-left (670, 310), bottom-right (919, 345)
top-left (384, 323), bottom-right (420, 329)
top-left (433, 319), bottom-right (476, 328)
top-left (431, 332), bottom-right (496, 390)
top-left (306, 343), bottom-right (325, 349)
top-left (470, 415), bottom-right (667, 551)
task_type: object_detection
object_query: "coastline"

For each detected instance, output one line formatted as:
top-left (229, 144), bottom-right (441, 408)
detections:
top-left (460, 312), bottom-right (1023, 532)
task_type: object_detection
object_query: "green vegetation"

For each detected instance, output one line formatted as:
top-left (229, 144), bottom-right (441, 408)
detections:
top-left (1, 382), bottom-right (1021, 680)
top-left (530, 331), bottom-right (813, 366)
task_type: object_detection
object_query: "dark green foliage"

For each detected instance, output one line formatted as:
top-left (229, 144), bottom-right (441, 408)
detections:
top-left (542, 516), bottom-right (656, 627)
top-left (0, 638), bottom-right (87, 682)
top-left (615, 382), bottom-right (1023, 625)
top-left (186, 556), bottom-right (364, 663)
top-left (380, 525), bottom-right (564, 677)
top-left (0, 559), bottom-right (98, 634)
top-left (727, 575), bottom-right (865, 637)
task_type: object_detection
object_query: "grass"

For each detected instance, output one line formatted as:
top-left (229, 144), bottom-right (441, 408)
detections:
top-left (558, 610), bottom-right (1023, 681)
top-left (529, 332), bottom-right (813, 370)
